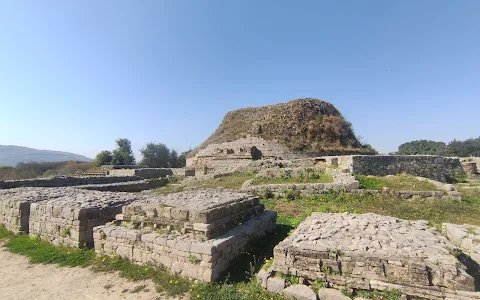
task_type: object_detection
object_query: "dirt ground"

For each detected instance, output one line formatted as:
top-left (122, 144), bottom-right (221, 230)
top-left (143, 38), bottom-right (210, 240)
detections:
top-left (0, 247), bottom-right (178, 300)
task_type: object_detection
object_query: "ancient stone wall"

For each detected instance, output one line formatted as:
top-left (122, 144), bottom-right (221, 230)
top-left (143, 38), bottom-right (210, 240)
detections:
top-left (94, 211), bottom-right (276, 281)
top-left (76, 179), bottom-right (167, 193)
top-left (27, 188), bottom-right (143, 247)
top-left (187, 136), bottom-right (298, 176)
top-left (0, 176), bottom-right (141, 189)
top-left (109, 168), bottom-right (195, 178)
top-left (93, 190), bottom-right (277, 281)
top-left (320, 155), bottom-right (465, 183)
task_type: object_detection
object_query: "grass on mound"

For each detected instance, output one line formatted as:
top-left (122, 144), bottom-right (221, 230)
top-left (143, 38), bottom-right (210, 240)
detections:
top-left (262, 191), bottom-right (480, 230)
top-left (253, 172), bottom-right (333, 185)
top-left (355, 174), bottom-right (440, 191)
top-left (187, 172), bottom-right (255, 190)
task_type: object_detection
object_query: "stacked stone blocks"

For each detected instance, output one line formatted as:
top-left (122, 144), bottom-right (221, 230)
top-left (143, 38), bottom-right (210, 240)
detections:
top-left (267, 213), bottom-right (477, 299)
top-left (93, 190), bottom-right (277, 281)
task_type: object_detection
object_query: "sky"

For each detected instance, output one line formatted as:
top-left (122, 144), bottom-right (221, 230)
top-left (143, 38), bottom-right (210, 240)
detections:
top-left (0, 0), bottom-right (479, 159)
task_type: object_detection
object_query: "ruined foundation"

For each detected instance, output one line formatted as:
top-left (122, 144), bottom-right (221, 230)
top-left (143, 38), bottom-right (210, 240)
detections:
top-left (93, 190), bottom-right (277, 281)
top-left (0, 188), bottom-right (65, 233)
top-left (266, 213), bottom-right (478, 299)
top-left (27, 188), bottom-right (144, 247)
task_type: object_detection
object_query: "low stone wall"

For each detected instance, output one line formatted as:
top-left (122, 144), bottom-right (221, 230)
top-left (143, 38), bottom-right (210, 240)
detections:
top-left (109, 168), bottom-right (195, 178)
top-left (242, 169), bottom-right (359, 196)
top-left (94, 210), bottom-right (276, 281)
top-left (350, 189), bottom-right (461, 201)
top-left (27, 188), bottom-right (144, 247)
top-left (76, 178), bottom-right (168, 193)
top-left (0, 188), bottom-right (61, 233)
top-left (462, 162), bottom-right (479, 176)
top-left (0, 176), bottom-right (141, 189)
top-left (319, 155), bottom-right (465, 183)
top-left (262, 212), bottom-right (478, 300)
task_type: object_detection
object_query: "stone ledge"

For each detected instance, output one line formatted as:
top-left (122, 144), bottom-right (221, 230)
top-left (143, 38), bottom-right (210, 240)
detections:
top-left (94, 210), bottom-right (277, 281)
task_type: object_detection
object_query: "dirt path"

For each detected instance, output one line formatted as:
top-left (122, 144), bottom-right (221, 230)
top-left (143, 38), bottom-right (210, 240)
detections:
top-left (0, 247), bottom-right (176, 300)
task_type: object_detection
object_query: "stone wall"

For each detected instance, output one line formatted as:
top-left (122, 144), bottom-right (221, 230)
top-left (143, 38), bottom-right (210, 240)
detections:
top-left (93, 189), bottom-right (277, 281)
top-left (242, 168), bottom-right (360, 196)
top-left (320, 155), bottom-right (465, 183)
top-left (187, 136), bottom-right (298, 176)
top-left (76, 179), bottom-right (168, 193)
top-left (27, 188), bottom-right (144, 247)
top-left (109, 168), bottom-right (195, 178)
top-left (94, 211), bottom-right (276, 281)
top-left (0, 176), bottom-right (141, 189)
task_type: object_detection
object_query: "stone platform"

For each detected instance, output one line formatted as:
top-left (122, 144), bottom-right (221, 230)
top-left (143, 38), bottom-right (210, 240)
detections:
top-left (93, 189), bottom-right (277, 281)
top-left (118, 190), bottom-right (265, 239)
top-left (268, 213), bottom-right (477, 299)
top-left (27, 188), bottom-right (144, 247)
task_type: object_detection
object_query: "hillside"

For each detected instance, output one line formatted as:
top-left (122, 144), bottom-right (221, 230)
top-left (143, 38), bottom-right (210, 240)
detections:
top-left (0, 145), bottom-right (92, 167)
top-left (189, 98), bottom-right (375, 157)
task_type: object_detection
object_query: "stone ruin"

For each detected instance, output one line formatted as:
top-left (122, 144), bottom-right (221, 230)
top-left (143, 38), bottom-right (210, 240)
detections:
top-left (0, 188), bottom-right (146, 247)
top-left (259, 212), bottom-right (479, 299)
top-left (93, 190), bottom-right (276, 281)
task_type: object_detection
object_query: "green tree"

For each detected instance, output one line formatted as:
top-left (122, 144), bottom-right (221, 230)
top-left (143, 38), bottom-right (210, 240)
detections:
top-left (139, 143), bottom-right (170, 167)
top-left (111, 138), bottom-right (136, 165)
top-left (95, 150), bottom-right (113, 166)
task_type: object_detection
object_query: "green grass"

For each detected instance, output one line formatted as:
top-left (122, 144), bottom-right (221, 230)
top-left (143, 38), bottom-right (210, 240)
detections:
top-left (262, 191), bottom-right (480, 230)
top-left (4, 235), bottom-right (94, 267)
top-left (253, 172), bottom-right (333, 185)
top-left (0, 225), bottom-right (14, 240)
top-left (355, 174), bottom-right (439, 191)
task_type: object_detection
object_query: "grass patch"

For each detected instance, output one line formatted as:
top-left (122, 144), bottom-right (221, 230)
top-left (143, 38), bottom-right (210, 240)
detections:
top-left (0, 224), bottom-right (14, 240)
top-left (355, 174), bottom-right (439, 191)
top-left (4, 235), bottom-right (94, 267)
top-left (262, 191), bottom-right (480, 230)
top-left (191, 281), bottom-right (285, 300)
top-left (188, 172), bottom-right (255, 190)
top-left (253, 172), bottom-right (333, 185)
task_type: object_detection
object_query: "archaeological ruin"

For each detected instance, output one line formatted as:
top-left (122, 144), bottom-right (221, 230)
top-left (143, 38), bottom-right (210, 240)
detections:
top-left (93, 190), bottom-right (276, 281)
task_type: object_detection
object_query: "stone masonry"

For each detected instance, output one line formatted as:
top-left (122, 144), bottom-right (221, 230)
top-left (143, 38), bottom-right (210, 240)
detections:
top-left (109, 168), bottom-right (195, 178)
top-left (319, 155), bottom-right (465, 183)
top-left (0, 188), bottom-right (66, 233)
top-left (241, 168), bottom-right (360, 196)
top-left (93, 189), bottom-right (277, 281)
top-left (268, 213), bottom-right (477, 299)
top-left (28, 188), bottom-right (144, 247)
top-left (0, 176), bottom-right (141, 189)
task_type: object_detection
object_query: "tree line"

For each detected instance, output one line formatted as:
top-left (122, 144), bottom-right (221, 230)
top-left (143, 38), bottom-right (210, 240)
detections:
top-left (395, 137), bottom-right (480, 157)
top-left (95, 138), bottom-right (191, 168)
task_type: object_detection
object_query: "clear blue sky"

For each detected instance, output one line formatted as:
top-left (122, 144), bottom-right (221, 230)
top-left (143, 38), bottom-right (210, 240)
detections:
top-left (1, 0), bottom-right (479, 159)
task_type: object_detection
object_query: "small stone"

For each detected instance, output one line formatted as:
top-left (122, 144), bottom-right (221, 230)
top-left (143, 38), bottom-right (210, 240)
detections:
top-left (283, 284), bottom-right (317, 300)
top-left (318, 288), bottom-right (350, 300)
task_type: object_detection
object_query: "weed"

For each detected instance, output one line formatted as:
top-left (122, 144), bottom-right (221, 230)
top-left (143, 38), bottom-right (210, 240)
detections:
top-left (4, 235), bottom-right (94, 267)
top-left (355, 288), bottom-right (402, 300)
top-left (0, 225), bottom-right (13, 240)
top-left (355, 174), bottom-right (439, 191)
top-left (131, 285), bottom-right (147, 293)
top-left (188, 254), bottom-right (201, 264)
top-left (60, 226), bottom-right (71, 238)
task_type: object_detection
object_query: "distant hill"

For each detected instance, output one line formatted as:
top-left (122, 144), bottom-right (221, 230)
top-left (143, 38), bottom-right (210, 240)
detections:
top-left (0, 145), bottom-right (92, 167)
